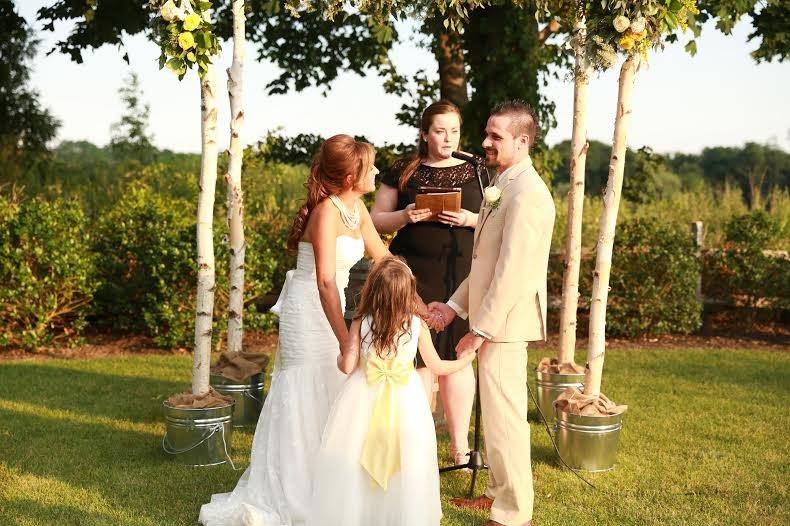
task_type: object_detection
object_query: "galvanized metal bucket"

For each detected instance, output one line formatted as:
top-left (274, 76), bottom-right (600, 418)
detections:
top-left (210, 373), bottom-right (265, 427)
top-left (162, 400), bottom-right (235, 467)
top-left (534, 371), bottom-right (584, 422)
top-left (554, 408), bottom-right (625, 472)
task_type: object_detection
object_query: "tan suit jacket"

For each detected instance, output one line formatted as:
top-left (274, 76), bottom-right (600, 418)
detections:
top-left (450, 155), bottom-right (555, 342)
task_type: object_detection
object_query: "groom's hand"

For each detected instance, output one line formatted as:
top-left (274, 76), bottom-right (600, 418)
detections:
top-left (427, 302), bottom-right (456, 331)
top-left (456, 332), bottom-right (485, 358)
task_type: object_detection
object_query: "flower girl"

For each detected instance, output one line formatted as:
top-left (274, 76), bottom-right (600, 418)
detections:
top-left (307, 256), bottom-right (476, 526)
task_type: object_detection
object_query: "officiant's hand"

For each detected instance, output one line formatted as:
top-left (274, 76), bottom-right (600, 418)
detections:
top-left (438, 209), bottom-right (476, 228)
top-left (456, 332), bottom-right (485, 358)
top-left (427, 302), bottom-right (456, 331)
top-left (403, 203), bottom-right (432, 224)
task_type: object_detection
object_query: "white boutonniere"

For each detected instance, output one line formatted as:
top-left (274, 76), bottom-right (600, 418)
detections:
top-left (483, 185), bottom-right (502, 210)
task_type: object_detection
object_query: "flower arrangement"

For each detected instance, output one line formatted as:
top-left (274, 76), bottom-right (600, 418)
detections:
top-left (585, 0), bottom-right (699, 71)
top-left (483, 185), bottom-right (503, 210)
top-left (149, 0), bottom-right (220, 79)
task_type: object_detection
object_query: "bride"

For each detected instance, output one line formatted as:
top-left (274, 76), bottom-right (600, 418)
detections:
top-left (200, 135), bottom-right (398, 526)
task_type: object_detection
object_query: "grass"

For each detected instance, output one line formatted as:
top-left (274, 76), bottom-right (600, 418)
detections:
top-left (0, 347), bottom-right (788, 526)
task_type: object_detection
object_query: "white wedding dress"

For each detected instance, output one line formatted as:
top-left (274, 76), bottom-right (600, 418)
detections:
top-left (199, 236), bottom-right (364, 526)
top-left (306, 315), bottom-right (443, 526)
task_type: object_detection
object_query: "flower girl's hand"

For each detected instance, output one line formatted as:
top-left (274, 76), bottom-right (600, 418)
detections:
top-left (458, 349), bottom-right (477, 365)
top-left (341, 338), bottom-right (360, 357)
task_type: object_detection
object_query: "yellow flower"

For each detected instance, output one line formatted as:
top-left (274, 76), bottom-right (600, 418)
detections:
top-left (178, 31), bottom-right (195, 50)
top-left (187, 51), bottom-right (196, 62)
top-left (632, 30), bottom-right (647, 42)
top-left (613, 15), bottom-right (630, 33)
top-left (618, 35), bottom-right (635, 51)
top-left (183, 13), bottom-right (201, 31)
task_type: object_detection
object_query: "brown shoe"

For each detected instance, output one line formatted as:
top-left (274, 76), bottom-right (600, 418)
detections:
top-left (450, 495), bottom-right (493, 510)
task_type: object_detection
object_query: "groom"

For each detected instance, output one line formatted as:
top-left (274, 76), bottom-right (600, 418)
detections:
top-left (429, 100), bottom-right (554, 526)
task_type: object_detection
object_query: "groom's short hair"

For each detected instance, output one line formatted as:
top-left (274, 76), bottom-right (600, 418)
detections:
top-left (490, 100), bottom-right (539, 149)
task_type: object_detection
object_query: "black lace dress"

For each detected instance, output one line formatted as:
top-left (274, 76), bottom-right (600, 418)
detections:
top-left (381, 161), bottom-right (487, 366)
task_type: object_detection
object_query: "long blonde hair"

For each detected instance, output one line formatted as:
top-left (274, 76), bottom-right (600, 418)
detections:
top-left (287, 134), bottom-right (375, 251)
top-left (354, 256), bottom-right (417, 359)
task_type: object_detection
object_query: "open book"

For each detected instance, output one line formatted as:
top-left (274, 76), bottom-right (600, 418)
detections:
top-left (415, 186), bottom-right (462, 221)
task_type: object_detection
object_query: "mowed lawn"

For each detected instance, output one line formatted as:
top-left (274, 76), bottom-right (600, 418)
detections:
top-left (0, 346), bottom-right (788, 526)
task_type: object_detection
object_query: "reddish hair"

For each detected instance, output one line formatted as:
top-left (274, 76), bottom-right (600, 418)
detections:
top-left (287, 134), bottom-right (375, 250)
top-left (392, 100), bottom-right (462, 190)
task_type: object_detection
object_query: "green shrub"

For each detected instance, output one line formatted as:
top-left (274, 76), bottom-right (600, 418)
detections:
top-left (606, 218), bottom-right (702, 337)
top-left (0, 196), bottom-right (97, 349)
top-left (92, 180), bottom-right (296, 349)
top-left (211, 215), bottom-right (291, 342)
top-left (704, 211), bottom-right (790, 323)
top-left (93, 185), bottom-right (195, 347)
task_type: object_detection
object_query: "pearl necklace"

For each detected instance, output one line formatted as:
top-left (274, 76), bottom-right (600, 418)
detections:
top-left (329, 195), bottom-right (360, 231)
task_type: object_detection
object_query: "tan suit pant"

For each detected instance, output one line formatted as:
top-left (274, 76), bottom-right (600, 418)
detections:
top-left (480, 341), bottom-right (533, 525)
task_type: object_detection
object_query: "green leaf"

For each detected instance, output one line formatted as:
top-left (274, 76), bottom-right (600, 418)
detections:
top-left (684, 40), bottom-right (697, 56)
top-left (166, 58), bottom-right (185, 72)
top-left (196, 30), bottom-right (211, 49)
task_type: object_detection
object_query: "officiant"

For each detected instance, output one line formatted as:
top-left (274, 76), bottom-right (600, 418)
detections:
top-left (371, 100), bottom-right (486, 468)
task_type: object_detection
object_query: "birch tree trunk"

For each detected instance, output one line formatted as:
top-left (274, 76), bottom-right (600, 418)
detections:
top-left (557, 17), bottom-right (591, 366)
top-left (583, 55), bottom-right (640, 398)
top-left (226, 0), bottom-right (246, 355)
top-left (192, 62), bottom-right (219, 395)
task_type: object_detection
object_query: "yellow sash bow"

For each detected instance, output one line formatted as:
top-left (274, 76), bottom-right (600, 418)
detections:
top-left (360, 354), bottom-right (413, 490)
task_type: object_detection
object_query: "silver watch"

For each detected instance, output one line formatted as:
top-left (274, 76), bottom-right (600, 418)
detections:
top-left (471, 328), bottom-right (489, 340)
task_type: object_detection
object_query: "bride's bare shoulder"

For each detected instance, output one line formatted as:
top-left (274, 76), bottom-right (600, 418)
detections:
top-left (303, 199), bottom-right (340, 237)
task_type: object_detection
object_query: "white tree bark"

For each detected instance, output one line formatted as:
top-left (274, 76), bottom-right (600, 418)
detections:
top-left (584, 55), bottom-right (640, 397)
top-left (192, 63), bottom-right (220, 395)
top-left (226, 0), bottom-right (246, 355)
top-left (557, 18), bottom-right (591, 367)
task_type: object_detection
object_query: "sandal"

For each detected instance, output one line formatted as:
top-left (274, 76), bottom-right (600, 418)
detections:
top-left (452, 448), bottom-right (471, 471)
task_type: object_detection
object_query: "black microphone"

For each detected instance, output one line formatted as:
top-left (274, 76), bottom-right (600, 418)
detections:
top-left (451, 151), bottom-right (485, 164)
top-left (452, 151), bottom-right (488, 198)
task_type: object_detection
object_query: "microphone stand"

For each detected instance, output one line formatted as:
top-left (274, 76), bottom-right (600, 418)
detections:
top-left (438, 367), bottom-right (487, 499)
top-left (451, 151), bottom-right (488, 198)
top-left (438, 156), bottom-right (490, 499)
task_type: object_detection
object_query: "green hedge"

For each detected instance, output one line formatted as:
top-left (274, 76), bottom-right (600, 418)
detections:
top-left (92, 184), bottom-right (290, 349)
top-left (703, 211), bottom-right (790, 324)
top-left (1, 162), bottom-right (787, 350)
top-left (606, 218), bottom-right (702, 336)
top-left (0, 196), bottom-right (97, 349)
top-left (92, 185), bottom-right (195, 347)
top-left (548, 218), bottom-right (702, 338)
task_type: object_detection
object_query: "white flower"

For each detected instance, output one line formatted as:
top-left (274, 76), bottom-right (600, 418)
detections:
top-left (613, 15), bottom-right (631, 33)
top-left (484, 186), bottom-right (502, 209)
top-left (630, 17), bottom-right (646, 34)
top-left (160, 0), bottom-right (186, 22)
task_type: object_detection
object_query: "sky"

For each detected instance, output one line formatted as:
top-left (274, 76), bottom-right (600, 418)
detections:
top-left (16, 1), bottom-right (790, 155)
